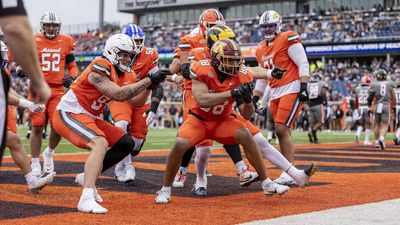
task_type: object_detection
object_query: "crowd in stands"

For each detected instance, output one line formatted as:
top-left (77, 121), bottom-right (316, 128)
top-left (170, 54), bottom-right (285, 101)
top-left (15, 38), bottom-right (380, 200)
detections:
top-left (72, 4), bottom-right (400, 53)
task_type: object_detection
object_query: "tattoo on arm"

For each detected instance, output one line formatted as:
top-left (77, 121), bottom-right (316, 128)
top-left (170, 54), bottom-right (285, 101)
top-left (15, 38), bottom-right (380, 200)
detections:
top-left (88, 72), bottom-right (151, 101)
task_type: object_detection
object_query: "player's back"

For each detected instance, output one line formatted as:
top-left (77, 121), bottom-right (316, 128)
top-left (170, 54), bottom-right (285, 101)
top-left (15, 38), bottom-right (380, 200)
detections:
top-left (355, 85), bottom-right (370, 108)
top-left (189, 59), bottom-right (253, 120)
top-left (133, 46), bottom-right (159, 80)
top-left (71, 57), bottom-right (136, 116)
top-left (308, 80), bottom-right (327, 106)
top-left (371, 80), bottom-right (393, 104)
top-left (255, 31), bottom-right (300, 89)
top-left (35, 33), bottom-right (75, 86)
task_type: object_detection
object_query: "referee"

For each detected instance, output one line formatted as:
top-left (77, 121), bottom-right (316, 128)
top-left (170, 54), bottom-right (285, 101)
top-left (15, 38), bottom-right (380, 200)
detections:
top-left (0, 0), bottom-right (50, 166)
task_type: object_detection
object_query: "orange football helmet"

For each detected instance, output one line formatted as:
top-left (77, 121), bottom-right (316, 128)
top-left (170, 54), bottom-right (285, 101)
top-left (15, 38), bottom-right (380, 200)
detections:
top-left (198, 9), bottom-right (225, 35)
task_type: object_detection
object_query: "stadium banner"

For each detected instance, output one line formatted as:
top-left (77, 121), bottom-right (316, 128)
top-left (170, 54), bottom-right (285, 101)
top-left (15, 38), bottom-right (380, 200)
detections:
top-left (304, 42), bottom-right (400, 56)
top-left (118, 0), bottom-right (236, 11)
top-left (74, 41), bottom-right (400, 63)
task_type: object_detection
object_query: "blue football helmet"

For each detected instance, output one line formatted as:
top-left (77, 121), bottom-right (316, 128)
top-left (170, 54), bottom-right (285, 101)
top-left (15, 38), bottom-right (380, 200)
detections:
top-left (121, 24), bottom-right (145, 53)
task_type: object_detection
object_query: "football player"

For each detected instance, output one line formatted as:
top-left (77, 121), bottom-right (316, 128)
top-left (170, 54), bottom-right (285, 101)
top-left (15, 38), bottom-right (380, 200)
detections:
top-left (1, 40), bottom-right (56, 193)
top-left (393, 77), bottom-right (400, 145)
top-left (155, 39), bottom-right (290, 204)
top-left (255, 10), bottom-right (310, 185)
top-left (21, 12), bottom-right (79, 176)
top-left (368, 69), bottom-right (396, 149)
top-left (307, 73), bottom-right (328, 144)
top-left (354, 75), bottom-right (373, 145)
top-left (52, 34), bottom-right (166, 213)
top-left (109, 24), bottom-right (166, 185)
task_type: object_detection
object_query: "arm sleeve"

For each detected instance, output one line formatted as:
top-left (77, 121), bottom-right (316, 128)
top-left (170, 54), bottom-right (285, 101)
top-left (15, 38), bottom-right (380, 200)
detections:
top-left (261, 86), bottom-right (271, 108)
top-left (66, 53), bottom-right (78, 76)
top-left (288, 43), bottom-right (309, 77)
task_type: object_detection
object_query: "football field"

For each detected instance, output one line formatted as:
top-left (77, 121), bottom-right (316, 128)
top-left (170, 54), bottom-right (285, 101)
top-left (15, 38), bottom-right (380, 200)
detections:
top-left (1, 128), bottom-right (399, 224)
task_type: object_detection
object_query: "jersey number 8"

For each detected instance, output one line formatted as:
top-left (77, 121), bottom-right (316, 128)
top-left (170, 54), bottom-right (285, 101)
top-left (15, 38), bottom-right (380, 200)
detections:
top-left (201, 101), bottom-right (229, 115)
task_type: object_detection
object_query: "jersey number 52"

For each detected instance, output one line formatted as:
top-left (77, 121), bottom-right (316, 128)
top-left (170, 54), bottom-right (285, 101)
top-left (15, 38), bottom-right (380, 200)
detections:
top-left (41, 53), bottom-right (61, 72)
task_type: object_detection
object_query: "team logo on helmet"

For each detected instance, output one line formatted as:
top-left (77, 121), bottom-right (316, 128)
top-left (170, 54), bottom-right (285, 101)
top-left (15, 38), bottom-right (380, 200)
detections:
top-left (103, 34), bottom-right (138, 73)
top-left (199, 9), bottom-right (225, 35)
top-left (40, 11), bottom-right (61, 39)
top-left (259, 10), bottom-right (282, 41)
top-left (211, 39), bottom-right (243, 76)
top-left (206, 24), bottom-right (236, 49)
top-left (121, 24), bottom-right (145, 53)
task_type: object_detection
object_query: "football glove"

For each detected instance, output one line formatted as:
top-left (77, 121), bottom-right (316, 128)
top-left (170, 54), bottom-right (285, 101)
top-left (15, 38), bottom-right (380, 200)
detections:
top-left (298, 82), bottom-right (309, 103)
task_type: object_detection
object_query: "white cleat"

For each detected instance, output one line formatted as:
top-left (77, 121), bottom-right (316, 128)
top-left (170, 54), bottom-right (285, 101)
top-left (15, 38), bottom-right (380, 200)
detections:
top-left (239, 169), bottom-right (259, 187)
top-left (28, 171), bottom-right (56, 193)
top-left (172, 171), bottom-right (187, 188)
top-left (75, 173), bottom-right (103, 203)
top-left (155, 189), bottom-right (171, 204)
top-left (114, 164), bottom-right (125, 182)
top-left (378, 139), bottom-right (385, 150)
top-left (124, 165), bottom-right (136, 186)
top-left (77, 195), bottom-right (108, 214)
top-left (31, 161), bottom-right (42, 177)
top-left (262, 179), bottom-right (289, 196)
top-left (43, 149), bottom-right (54, 173)
top-left (293, 163), bottom-right (317, 187)
top-left (274, 171), bottom-right (296, 186)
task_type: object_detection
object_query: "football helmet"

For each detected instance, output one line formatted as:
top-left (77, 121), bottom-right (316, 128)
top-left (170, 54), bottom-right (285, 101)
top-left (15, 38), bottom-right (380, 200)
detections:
top-left (199, 9), bottom-right (225, 35)
top-left (40, 11), bottom-right (61, 39)
top-left (374, 69), bottom-right (387, 81)
top-left (360, 75), bottom-right (372, 86)
top-left (121, 24), bottom-right (145, 53)
top-left (206, 24), bottom-right (236, 49)
top-left (190, 27), bottom-right (200, 36)
top-left (259, 10), bottom-right (282, 41)
top-left (103, 34), bottom-right (138, 72)
top-left (211, 39), bottom-right (243, 76)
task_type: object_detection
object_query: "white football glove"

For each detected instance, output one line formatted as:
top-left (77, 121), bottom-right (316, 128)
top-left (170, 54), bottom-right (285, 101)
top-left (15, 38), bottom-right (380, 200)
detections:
top-left (19, 99), bottom-right (45, 112)
top-left (143, 111), bottom-right (156, 126)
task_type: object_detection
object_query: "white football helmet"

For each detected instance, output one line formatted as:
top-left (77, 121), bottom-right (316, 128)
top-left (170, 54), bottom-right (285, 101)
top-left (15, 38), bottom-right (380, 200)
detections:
top-left (103, 34), bottom-right (138, 72)
top-left (259, 10), bottom-right (282, 41)
top-left (40, 11), bottom-right (61, 39)
top-left (190, 27), bottom-right (200, 36)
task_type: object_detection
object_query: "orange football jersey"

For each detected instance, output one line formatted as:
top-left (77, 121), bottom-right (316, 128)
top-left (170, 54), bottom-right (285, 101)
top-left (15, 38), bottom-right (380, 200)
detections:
top-left (255, 31), bottom-right (300, 88)
top-left (133, 46), bottom-right (158, 80)
top-left (70, 57), bottom-right (136, 117)
top-left (189, 59), bottom-right (253, 120)
top-left (179, 33), bottom-right (207, 91)
top-left (188, 47), bottom-right (211, 61)
top-left (173, 48), bottom-right (181, 59)
top-left (35, 33), bottom-right (75, 86)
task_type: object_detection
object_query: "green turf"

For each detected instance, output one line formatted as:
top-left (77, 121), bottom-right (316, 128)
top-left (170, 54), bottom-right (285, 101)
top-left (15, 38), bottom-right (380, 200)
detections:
top-left (3, 125), bottom-right (395, 156)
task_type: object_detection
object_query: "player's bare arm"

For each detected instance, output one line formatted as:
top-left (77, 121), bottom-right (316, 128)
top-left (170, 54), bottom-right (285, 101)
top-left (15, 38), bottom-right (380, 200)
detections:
top-left (237, 102), bottom-right (255, 120)
top-left (88, 72), bottom-right (151, 101)
top-left (192, 79), bottom-right (231, 108)
top-left (127, 89), bottom-right (151, 107)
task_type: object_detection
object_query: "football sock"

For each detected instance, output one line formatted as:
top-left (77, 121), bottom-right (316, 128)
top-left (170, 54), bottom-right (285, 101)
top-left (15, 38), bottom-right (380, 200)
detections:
top-left (253, 132), bottom-right (292, 172)
top-left (356, 126), bottom-right (363, 137)
top-left (195, 146), bottom-right (212, 183)
top-left (223, 144), bottom-right (242, 164)
top-left (180, 146), bottom-right (195, 168)
top-left (365, 129), bottom-right (371, 142)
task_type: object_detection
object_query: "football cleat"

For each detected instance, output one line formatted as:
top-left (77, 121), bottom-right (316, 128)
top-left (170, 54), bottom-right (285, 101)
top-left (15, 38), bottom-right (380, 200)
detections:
top-left (155, 189), bottom-right (171, 204)
top-left (172, 170), bottom-right (187, 188)
top-left (262, 179), bottom-right (289, 196)
top-left (296, 163), bottom-right (317, 187)
top-left (77, 195), bottom-right (108, 214)
top-left (43, 149), bottom-right (54, 173)
top-left (28, 171), bottom-right (56, 193)
top-left (274, 171), bottom-right (296, 186)
top-left (192, 180), bottom-right (207, 196)
top-left (307, 132), bottom-right (314, 143)
top-left (124, 165), bottom-right (136, 186)
top-left (31, 161), bottom-right (42, 177)
top-left (239, 169), bottom-right (259, 187)
top-left (75, 173), bottom-right (103, 203)
top-left (114, 163), bottom-right (125, 182)
top-left (355, 135), bottom-right (360, 143)
top-left (378, 139), bottom-right (385, 150)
